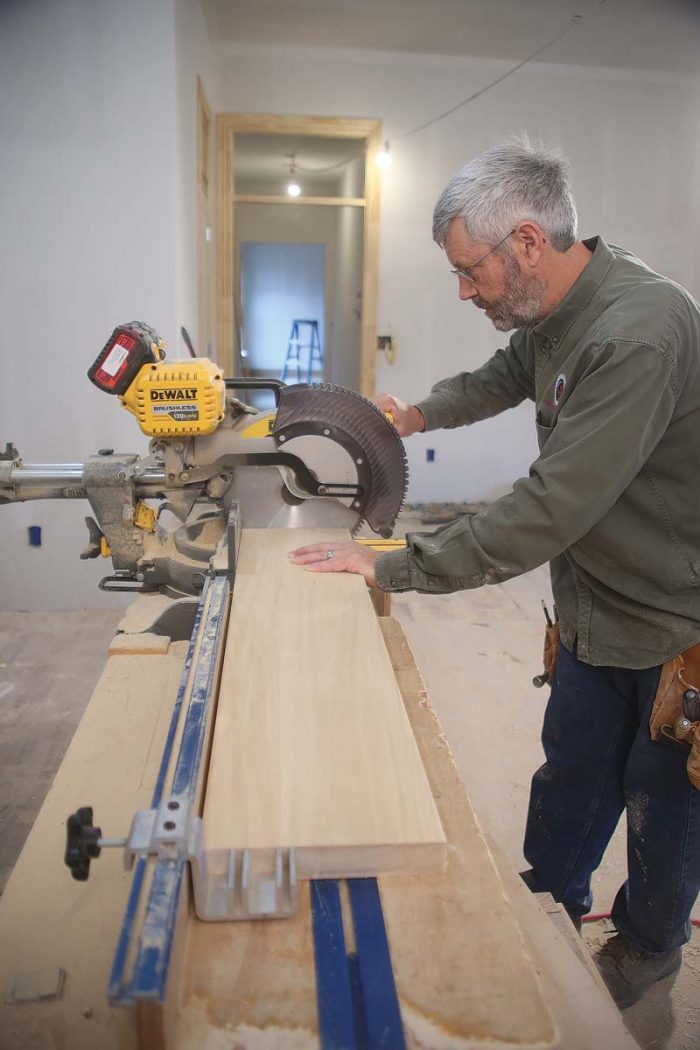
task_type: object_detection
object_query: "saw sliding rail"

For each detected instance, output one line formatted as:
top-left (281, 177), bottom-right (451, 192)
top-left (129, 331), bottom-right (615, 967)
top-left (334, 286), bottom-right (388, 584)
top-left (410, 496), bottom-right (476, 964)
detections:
top-left (108, 569), bottom-right (232, 1004)
top-left (106, 536), bottom-right (406, 1048)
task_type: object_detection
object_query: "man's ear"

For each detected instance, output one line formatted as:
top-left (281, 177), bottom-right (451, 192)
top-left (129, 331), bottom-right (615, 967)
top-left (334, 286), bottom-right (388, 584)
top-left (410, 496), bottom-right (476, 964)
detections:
top-left (514, 222), bottom-right (546, 268)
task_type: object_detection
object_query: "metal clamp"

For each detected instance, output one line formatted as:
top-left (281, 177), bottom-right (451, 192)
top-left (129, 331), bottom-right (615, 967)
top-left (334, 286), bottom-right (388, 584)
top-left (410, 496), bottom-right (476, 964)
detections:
top-left (65, 799), bottom-right (297, 920)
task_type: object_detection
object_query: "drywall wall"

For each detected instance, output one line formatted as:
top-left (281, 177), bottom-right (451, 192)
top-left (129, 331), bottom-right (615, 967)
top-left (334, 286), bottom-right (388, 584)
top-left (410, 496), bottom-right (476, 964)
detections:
top-left (217, 42), bottom-right (700, 504)
top-left (2, 9), bottom-right (699, 610)
top-left (0, 0), bottom-right (221, 611)
top-left (0, 0), bottom-right (180, 610)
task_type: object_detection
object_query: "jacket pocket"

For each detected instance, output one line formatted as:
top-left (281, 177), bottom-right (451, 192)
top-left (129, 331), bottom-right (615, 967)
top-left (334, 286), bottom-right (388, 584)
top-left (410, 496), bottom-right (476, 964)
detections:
top-left (642, 468), bottom-right (700, 585)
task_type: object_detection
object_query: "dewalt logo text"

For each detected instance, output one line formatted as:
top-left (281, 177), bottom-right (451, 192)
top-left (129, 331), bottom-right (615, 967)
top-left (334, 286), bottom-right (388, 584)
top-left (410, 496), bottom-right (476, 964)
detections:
top-left (150, 388), bottom-right (198, 401)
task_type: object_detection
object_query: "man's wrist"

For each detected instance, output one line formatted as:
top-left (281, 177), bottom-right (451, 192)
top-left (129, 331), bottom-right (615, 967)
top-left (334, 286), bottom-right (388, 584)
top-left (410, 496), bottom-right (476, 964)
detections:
top-left (410, 405), bottom-right (426, 433)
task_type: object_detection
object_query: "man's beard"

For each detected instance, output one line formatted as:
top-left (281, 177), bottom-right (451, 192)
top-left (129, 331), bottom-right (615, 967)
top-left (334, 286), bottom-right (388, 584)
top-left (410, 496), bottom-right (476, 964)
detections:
top-left (475, 251), bottom-right (546, 332)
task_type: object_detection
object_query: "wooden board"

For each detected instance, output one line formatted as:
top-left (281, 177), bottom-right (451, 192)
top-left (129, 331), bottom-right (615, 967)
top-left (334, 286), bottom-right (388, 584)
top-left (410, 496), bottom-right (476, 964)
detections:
top-left (202, 529), bottom-right (446, 877)
top-left (179, 618), bottom-right (557, 1049)
top-left (0, 644), bottom-right (189, 1050)
top-left (0, 609), bottom-right (633, 1050)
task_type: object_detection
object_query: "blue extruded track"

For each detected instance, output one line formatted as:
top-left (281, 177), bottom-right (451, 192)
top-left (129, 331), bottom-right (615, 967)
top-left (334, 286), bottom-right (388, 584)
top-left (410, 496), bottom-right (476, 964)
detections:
top-left (311, 878), bottom-right (406, 1050)
top-left (108, 575), bottom-right (230, 1004)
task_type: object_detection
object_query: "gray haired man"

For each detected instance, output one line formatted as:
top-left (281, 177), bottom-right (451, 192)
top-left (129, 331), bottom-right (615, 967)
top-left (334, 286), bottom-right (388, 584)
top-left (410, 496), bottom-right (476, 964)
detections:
top-left (290, 138), bottom-right (700, 1008)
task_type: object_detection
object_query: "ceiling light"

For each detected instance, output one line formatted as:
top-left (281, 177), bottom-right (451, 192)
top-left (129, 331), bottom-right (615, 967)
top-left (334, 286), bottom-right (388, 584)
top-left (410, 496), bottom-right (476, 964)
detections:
top-left (286, 152), bottom-right (301, 197)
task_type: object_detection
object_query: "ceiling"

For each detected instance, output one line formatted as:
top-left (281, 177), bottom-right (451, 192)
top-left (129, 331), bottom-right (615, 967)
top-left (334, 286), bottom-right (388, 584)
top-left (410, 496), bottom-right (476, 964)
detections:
top-left (202, 0), bottom-right (700, 74)
top-left (234, 133), bottom-right (366, 193)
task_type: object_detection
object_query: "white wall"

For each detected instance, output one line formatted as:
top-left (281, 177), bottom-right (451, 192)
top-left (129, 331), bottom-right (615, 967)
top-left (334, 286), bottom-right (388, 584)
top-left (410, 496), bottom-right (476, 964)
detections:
top-left (0, 0), bottom-right (181, 610)
top-left (3, 14), bottom-right (699, 610)
top-left (217, 42), bottom-right (700, 504)
top-left (0, 0), bottom-right (222, 611)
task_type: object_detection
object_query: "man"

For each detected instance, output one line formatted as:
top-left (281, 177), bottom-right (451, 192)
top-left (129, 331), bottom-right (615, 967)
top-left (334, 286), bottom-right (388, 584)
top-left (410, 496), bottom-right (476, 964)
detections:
top-left (289, 138), bottom-right (700, 1009)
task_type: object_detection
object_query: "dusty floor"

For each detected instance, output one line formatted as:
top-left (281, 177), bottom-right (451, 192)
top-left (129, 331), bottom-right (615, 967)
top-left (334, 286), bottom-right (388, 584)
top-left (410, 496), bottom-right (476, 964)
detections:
top-left (0, 556), bottom-right (699, 1047)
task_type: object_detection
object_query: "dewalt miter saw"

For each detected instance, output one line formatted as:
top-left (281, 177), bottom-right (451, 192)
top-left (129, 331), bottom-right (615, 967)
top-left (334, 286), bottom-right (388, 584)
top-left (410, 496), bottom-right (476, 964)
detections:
top-left (0, 322), bottom-right (407, 598)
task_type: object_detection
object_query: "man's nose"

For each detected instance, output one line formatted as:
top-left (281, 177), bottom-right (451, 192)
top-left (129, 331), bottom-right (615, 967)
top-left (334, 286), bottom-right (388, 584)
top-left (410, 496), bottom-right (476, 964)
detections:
top-left (458, 277), bottom-right (477, 302)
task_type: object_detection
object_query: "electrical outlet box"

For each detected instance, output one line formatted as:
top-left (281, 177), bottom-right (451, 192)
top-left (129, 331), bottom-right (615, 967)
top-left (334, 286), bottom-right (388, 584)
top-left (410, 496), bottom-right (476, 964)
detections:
top-left (377, 334), bottom-right (395, 365)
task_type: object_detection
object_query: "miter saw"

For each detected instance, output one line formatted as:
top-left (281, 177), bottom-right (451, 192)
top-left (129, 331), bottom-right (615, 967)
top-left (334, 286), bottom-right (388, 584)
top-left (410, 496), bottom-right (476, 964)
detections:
top-left (0, 322), bottom-right (408, 601)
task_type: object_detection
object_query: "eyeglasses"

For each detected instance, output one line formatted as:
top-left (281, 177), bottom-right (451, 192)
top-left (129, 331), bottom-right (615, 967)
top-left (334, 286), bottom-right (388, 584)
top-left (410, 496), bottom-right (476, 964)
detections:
top-left (450, 228), bottom-right (517, 286)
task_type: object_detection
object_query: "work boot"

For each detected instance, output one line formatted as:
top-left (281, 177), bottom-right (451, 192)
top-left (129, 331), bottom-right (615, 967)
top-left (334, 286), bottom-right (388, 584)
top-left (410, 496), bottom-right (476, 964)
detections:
top-left (594, 932), bottom-right (682, 1009)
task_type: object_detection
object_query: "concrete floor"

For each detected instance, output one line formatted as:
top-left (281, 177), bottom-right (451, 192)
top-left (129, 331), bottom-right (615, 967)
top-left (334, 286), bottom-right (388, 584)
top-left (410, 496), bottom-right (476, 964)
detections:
top-left (1, 567), bottom-right (699, 1047)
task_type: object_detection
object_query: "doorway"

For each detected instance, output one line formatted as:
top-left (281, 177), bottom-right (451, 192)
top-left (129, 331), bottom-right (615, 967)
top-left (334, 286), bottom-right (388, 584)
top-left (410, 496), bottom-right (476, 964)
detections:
top-left (240, 242), bottom-right (325, 408)
top-left (215, 115), bottom-right (382, 396)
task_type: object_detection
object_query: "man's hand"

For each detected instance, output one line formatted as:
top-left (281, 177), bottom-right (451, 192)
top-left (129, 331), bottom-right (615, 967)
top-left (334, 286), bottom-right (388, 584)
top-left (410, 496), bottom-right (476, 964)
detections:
top-left (288, 540), bottom-right (378, 586)
top-left (374, 393), bottom-right (425, 437)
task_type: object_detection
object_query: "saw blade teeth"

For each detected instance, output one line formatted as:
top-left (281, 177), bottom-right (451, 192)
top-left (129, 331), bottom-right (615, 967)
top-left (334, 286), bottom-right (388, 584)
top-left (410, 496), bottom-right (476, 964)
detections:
top-left (274, 383), bottom-right (408, 535)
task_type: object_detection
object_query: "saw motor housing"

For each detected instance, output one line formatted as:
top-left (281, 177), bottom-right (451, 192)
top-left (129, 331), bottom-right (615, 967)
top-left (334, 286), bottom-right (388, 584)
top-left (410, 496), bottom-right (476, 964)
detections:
top-left (89, 323), bottom-right (226, 438)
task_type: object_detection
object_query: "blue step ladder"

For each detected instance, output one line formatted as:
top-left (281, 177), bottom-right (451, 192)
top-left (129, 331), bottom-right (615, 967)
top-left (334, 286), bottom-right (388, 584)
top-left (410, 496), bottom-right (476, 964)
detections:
top-left (282, 319), bottom-right (323, 383)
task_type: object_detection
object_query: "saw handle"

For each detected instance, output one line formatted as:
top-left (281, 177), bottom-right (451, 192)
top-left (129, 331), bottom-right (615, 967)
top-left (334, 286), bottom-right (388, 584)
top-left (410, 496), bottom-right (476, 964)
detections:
top-left (224, 378), bottom-right (285, 406)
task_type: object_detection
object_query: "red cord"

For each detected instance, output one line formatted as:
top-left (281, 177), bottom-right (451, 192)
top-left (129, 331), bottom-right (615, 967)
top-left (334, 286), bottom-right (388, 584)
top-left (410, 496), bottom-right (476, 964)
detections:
top-left (582, 912), bottom-right (700, 927)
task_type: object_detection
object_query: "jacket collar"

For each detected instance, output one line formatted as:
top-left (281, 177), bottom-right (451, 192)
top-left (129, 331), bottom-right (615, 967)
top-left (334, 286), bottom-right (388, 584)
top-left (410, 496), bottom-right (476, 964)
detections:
top-left (534, 236), bottom-right (614, 347)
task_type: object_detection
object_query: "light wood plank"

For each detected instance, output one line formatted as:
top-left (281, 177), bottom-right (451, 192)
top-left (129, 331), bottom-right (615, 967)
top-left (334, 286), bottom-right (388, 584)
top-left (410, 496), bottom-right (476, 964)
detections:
top-left (218, 114), bottom-right (380, 139)
top-left (376, 619), bottom-right (556, 1048)
top-left (179, 619), bottom-right (557, 1049)
top-left (215, 116), bottom-right (235, 375)
top-left (0, 645), bottom-right (188, 1050)
top-left (360, 125), bottom-right (382, 397)
top-left (233, 194), bottom-right (365, 207)
top-left (202, 529), bottom-right (446, 877)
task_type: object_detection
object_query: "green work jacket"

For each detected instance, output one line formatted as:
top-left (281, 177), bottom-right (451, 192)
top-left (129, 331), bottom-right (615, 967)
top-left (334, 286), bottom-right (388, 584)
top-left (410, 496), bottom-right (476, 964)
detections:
top-left (375, 237), bottom-right (700, 669)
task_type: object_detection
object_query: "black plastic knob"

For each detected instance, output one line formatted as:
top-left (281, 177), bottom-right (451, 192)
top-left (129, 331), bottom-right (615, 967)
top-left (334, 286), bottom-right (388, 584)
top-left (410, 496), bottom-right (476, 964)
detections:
top-left (65, 806), bottom-right (101, 881)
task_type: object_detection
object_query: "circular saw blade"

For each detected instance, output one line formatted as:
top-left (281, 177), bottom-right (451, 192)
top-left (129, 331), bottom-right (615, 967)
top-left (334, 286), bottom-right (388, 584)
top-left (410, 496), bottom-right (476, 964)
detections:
top-left (272, 383), bottom-right (409, 537)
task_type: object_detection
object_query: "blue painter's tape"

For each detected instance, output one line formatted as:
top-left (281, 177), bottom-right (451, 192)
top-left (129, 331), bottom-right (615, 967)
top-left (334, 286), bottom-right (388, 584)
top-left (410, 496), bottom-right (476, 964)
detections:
top-left (311, 880), bottom-right (358, 1050)
top-left (348, 879), bottom-right (405, 1050)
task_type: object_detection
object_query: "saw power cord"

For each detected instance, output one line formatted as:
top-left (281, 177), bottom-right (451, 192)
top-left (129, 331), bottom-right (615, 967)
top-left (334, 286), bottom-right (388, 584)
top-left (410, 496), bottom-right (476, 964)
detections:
top-left (294, 1), bottom-right (609, 176)
top-left (581, 913), bottom-right (700, 927)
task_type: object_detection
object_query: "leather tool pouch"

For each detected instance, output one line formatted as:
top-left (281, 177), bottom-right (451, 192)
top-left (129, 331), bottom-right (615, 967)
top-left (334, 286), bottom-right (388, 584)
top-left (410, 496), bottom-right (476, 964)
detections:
top-left (650, 641), bottom-right (700, 788)
top-left (543, 623), bottom-right (561, 685)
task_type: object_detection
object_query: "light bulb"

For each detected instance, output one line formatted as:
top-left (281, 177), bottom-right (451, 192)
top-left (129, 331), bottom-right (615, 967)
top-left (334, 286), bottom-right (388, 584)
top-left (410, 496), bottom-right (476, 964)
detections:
top-left (376, 141), bottom-right (391, 169)
top-left (287, 180), bottom-right (301, 197)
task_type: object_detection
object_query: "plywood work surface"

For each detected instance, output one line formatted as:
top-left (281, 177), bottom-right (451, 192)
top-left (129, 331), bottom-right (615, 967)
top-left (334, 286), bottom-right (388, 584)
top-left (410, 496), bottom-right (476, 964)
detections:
top-left (0, 643), bottom-right (188, 1050)
top-left (202, 529), bottom-right (446, 876)
top-left (179, 618), bottom-right (557, 1050)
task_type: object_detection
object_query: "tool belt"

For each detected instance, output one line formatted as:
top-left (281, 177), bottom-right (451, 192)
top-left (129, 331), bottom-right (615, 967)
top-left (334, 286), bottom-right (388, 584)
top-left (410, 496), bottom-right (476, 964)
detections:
top-left (650, 641), bottom-right (700, 789)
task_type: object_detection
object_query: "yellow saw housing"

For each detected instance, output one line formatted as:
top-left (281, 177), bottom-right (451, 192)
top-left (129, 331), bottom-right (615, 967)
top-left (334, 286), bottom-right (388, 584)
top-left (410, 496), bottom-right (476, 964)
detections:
top-left (120, 359), bottom-right (225, 437)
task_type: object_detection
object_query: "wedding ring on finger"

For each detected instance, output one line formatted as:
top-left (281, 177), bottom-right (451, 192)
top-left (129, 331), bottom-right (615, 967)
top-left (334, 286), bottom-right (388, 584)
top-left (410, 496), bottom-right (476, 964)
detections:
top-left (326, 549), bottom-right (335, 560)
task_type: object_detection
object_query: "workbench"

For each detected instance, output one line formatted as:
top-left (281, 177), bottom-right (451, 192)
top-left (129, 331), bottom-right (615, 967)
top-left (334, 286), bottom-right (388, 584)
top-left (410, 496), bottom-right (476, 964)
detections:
top-left (0, 602), bottom-right (640, 1050)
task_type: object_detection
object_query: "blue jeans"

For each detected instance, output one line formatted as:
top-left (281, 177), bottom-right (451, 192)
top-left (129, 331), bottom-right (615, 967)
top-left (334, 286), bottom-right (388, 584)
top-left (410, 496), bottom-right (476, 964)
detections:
top-left (524, 643), bottom-right (700, 954)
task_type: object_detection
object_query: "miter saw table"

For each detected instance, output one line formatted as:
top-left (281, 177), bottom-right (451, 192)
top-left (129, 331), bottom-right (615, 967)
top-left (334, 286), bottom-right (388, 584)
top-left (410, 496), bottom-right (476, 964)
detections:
top-left (0, 594), bottom-right (640, 1050)
top-left (0, 325), bottom-right (639, 1049)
